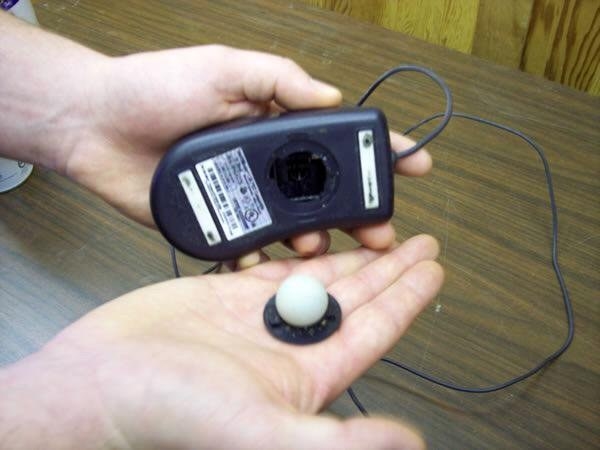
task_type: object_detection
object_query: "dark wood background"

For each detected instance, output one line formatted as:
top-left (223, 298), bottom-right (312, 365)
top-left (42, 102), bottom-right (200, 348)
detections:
top-left (1, 1), bottom-right (598, 448)
top-left (301, 0), bottom-right (600, 95)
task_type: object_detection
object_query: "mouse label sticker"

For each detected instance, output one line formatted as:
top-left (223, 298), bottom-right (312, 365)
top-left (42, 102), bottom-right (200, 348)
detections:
top-left (196, 147), bottom-right (272, 241)
top-left (177, 170), bottom-right (222, 246)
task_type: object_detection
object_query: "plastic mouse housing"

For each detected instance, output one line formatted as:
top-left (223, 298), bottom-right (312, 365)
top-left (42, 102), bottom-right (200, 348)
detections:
top-left (151, 107), bottom-right (394, 261)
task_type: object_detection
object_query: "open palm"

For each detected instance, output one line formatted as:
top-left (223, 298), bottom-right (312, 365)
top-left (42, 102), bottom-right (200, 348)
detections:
top-left (29, 235), bottom-right (443, 449)
top-left (0, 17), bottom-right (445, 450)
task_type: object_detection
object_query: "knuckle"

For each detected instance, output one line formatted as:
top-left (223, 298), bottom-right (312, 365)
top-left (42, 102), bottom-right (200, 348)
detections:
top-left (278, 56), bottom-right (303, 73)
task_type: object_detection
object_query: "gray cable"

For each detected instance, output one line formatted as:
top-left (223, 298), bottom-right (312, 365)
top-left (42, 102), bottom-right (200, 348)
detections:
top-left (356, 65), bottom-right (453, 160)
top-left (347, 111), bottom-right (573, 414)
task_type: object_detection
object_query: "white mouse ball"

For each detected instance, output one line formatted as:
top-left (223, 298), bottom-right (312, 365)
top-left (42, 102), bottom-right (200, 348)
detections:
top-left (275, 274), bottom-right (329, 327)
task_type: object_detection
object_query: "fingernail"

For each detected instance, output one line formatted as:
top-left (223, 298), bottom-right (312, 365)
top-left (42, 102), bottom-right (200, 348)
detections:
top-left (317, 231), bottom-right (331, 255)
top-left (237, 251), bottom-right (261, 269)
top-left (299, 232), bottom-right (324, 257)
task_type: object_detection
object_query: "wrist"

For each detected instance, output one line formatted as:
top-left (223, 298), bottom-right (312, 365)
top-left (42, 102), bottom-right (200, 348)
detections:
top-left (0, 13), bottom-right (111, 174)
top-left (43, 53), bottom-right (114, 177)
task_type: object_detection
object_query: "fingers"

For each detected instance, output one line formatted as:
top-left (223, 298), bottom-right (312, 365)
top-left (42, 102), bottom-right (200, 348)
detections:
top-left (284, 222), bottom-right (394, 259)
top-left (286, 231), bottom-right (331, 257)
top-left (241, 222), bottom-right (392, 271)
top-left (216, 47), bottom-right (342, 110)
top-left (390, 132), bottom-right (432, 176)
top-left (224, 231), bottom-right (329, 272)
top-left (227, 231), bottom-right (330, 272)
top-left (279, 413), bottom-right (425, 450)
top-left (286, 225), bottom-right (392, 260)
top-left (293, 236), bottom-right (442, 400)
top-left (348, 222), bottom-right (396, 250)
top-left (326, 260), bottom-right (443, 396)
top-left (343, 259), bottom-right (444, 345)
top-left (329, 234), bottom-right (440, 316)
top-left (342, 133), bottom-right (431, 249)
top-left (226, 250), bottom-right (270, 271)
top-left (245, 245), bottom-right (384, 285)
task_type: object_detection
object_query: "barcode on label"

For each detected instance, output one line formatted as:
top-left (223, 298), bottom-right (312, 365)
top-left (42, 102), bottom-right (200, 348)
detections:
top-left (197, 161), bottom-right (243, 240)
top-left (196, 147), bottom-right (272, 241)
top-left (206, 166), bottom-right (239, 232)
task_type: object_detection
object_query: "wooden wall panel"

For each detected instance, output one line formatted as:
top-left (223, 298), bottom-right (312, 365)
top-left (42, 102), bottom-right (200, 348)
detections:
top-left (301, 0), bottom-right (600, 95)
top-left (378, 0), bottom-right (479, 52)
top-left (304, 0), bottom-right (479, 52)
top-left (472, 0), bottom-right (534, 67)
top-left (521, 0), bottom-right (600, 93)
top-left (590, 62), bottom-right (600, 92)
top-left (306, 0), bottom-right (388, 26)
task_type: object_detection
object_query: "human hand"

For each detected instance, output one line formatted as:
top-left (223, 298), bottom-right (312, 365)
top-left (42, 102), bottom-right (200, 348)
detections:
top-left (0, 234), bottom-right (442, 449)
top-left (2, 15), bottom-right (431, 266)
top-left (61, 45), bottom-right (431, 264)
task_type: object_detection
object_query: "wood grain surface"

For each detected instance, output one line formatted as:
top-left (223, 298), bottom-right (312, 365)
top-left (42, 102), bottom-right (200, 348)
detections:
top-left (302, 0), bottom-right (600, 95)
top-left (473, 0), bottom-right (534, 68)
top-left (304, 0), bottom-right (480, 52)
top-left (1, 1), bottom-right (599, 448)
top-left (520, 0), bottom-right (600, 93)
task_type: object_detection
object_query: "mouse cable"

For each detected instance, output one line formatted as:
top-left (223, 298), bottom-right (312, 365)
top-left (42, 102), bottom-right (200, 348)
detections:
top-left (348, 70), bottom-right (574, 413)
top-left (356, 65), bottom-right (453, 161)
top-left (170, 245), bottom-right (221, 277)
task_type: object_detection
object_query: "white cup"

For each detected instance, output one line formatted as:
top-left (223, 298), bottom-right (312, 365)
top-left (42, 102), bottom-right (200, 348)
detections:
top-left (0, 158), bottom-right (34, 192)
top-left (1, 0), bottom-right (38, 24)
top-left (1, 0), bottom-right (39, 192)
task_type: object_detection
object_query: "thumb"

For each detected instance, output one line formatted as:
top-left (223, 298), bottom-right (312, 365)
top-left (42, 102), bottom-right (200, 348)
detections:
top-left (278, 413), bottom-right (426, 450)
top-left (216, 47), bottom-right (343, 110)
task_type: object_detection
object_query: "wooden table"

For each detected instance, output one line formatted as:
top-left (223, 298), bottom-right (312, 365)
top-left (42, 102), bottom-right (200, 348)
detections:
top-left (1, 1), bottom-right (598, 448)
